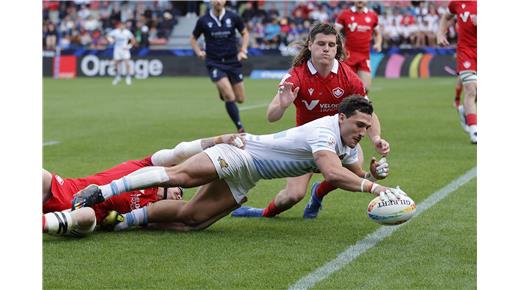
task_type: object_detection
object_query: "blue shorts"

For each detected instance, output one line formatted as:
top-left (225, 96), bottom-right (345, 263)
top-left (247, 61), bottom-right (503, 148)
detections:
top-left (206, 58), bottom-right (244, 85)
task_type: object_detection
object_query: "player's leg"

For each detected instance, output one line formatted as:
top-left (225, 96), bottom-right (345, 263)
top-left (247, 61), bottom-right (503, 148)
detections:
top-left (215, 76), bottom-right (245, 132)
top-left (43, 207), bottom-right (96, 237)
top-left (43, 169), bottom-right (52, 204)
top-left (303, 145), bottom-right (365, 218)
top-left (462, 79), bottom-right (477, 144)
top-left (232, 173), bottom-right (312, 218)
top-left (75, 151), bottom-right (219, 207)
top-left (454, 78), bottom-right (468, 133)
top-left (113, 58), bottom-right (121, 85)
top-left (124, 57), bottom-right (132, 85)
top-left (357, 57), bottom-right (372, 92)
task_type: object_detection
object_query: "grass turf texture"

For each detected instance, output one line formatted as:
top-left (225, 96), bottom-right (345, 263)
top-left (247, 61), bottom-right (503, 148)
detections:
top-left (44, 77), bottom-right (476, 289)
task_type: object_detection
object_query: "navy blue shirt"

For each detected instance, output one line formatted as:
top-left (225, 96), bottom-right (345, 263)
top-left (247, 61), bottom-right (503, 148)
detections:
top-left (193, 9), bottom-right (245, 61)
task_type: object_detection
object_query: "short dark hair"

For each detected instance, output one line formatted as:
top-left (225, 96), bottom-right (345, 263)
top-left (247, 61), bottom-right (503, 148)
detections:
top-left (338, 95), bottom-right (373, 118)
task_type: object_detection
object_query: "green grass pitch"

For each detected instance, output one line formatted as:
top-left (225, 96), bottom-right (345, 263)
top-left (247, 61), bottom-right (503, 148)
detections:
top-left (43, 76), bottom-right (476, 289)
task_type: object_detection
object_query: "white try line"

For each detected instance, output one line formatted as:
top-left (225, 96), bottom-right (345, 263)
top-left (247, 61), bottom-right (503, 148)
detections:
top-left (43, 141), bottom-right (60, 146)
top-left (288, 166), bottom-right (477, 290)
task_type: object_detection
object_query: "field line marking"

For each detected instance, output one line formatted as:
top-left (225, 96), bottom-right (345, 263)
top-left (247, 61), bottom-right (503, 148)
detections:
top-left (288, 166), bottom-right (477, 290)
top-left (43, 141), bottom-right (60, 146)
top-left (239, 103), bottom-right (268, 111)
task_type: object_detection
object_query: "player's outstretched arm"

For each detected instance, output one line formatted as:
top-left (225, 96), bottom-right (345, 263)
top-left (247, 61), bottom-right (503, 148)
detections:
top-left (314, 150), bottom-right (384, 195)
top-left (266, 82), bottom-right (299, 122)
top-left (151, 134), bottom-right (245, 166)
top-left (367, 112), bottom-right (390, 156)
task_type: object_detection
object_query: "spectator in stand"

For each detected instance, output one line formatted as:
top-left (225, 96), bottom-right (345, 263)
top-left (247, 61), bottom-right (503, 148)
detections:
top-left (44, 22), bottom-right (58, 51)
top-left (264, 18), bottom-right (281, 49)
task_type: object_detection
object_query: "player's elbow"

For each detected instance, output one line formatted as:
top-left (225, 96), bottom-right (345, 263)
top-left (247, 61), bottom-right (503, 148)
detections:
top-left (321, 169), bottom-right (343, 187)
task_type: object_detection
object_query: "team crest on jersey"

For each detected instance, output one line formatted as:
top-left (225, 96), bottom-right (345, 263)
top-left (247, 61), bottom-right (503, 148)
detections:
top-left (225, 18), bottom-right (232, 27)
top-left (463, 61), bottom-right (471, 69)
top-left (365, 17), bottom-right (371, 23)
top-left (350, 16), bottom-right (355, 21)
top-left (332, 87), bottom-right (344, 98)
top-left (327, 136), bottom-right (336, 147)
top-left (461, 3), bottom-right (466, 9)
top-left (218, 156), bottom-right (229, 169)
top-left (208, 22), bottom-right (213, 28)
top-left (308, 88), bottom-right (314, 96)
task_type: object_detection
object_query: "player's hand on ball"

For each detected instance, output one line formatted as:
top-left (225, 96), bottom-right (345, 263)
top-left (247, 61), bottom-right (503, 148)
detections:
top-left (370, 157), bottom-right (389, 179)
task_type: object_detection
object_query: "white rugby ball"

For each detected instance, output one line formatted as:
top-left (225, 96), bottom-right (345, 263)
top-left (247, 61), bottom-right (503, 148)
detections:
top-left (367, 195), bottom-right (416, 225)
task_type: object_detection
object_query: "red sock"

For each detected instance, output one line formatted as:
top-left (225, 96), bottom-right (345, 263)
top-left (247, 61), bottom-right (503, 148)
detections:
top-left (466, 113), bottom-right (477, 126)
top-left (262, 200), bottom-right (282, 217)
top-left (315, 180), bottom-right (337, 199)
top-left (42, 215), bottom-right (47, 232)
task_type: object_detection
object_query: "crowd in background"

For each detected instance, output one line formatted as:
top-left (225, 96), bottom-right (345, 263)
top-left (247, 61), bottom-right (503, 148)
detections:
top-left (43, 0), bottom-right (178, 50)
top-left (43, 0), bottom-right (457, 52)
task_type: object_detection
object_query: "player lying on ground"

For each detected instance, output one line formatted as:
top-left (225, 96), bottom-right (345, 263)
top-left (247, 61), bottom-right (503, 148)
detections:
top-left (72, 96), bottom-right (407, 232)
top-left (232, 23), bottom-right (389, 220)
top-left (43, 133), bottom-right (245, 237)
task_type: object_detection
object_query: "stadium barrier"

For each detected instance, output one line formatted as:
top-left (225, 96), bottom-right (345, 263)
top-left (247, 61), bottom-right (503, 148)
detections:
top-left (43, 48), bottom-right (456, 79)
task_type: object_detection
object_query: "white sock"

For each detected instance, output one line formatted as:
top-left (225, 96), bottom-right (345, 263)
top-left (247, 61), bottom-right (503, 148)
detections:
top-left (114, 207), bottom-right (148, 231)
top-left (44, 211), bottom-right (75, 235)
top-left (99, 166), bottom-right (169, 199)
top-left (151, 139), bottom-right (203, 166)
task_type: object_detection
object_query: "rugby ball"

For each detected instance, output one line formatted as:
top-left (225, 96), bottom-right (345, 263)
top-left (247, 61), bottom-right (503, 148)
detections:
top-left (367, 195), bottom-right (416, 225)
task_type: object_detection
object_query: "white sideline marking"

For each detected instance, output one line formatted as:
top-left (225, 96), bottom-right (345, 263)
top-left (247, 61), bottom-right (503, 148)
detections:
top-left (239, 103), bottom-right (268, 111)
top-left (43, 141), bottom-right (60, 146)
top-left (288, 167), bottom-right (477, 290)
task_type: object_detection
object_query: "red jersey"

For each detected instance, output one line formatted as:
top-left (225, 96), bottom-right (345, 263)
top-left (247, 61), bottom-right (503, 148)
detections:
top-left (335, 6), bottom-right (379, 56)
top-left (43, 157), bottom-right (159, 221)
top-left (449, 0), bottom-right (477, 51)
top-left (280, 59), bottom-right (366, 126)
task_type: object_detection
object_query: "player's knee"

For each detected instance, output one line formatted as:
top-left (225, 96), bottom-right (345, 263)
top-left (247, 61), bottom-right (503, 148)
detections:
top-left (74, 207), bottom-right (96, 230)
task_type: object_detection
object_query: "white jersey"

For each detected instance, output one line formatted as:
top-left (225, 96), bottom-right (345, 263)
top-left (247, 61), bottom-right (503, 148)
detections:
top-left (243, 114), bottom-right (359, 179)
top-left (108, 28), bottom-right (134, 50)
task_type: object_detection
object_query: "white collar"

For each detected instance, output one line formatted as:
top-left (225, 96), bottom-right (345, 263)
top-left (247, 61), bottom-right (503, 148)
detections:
top-left (307, 59), bottom-right (339, 75)
top-left (351, 6), bottom-right (369, 13)
top-left (210, 8), bottom-right (226, 24)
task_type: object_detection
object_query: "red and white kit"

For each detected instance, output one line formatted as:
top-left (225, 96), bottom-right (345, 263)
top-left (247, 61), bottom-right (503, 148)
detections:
top-left (280, 59), bottom-right (366, 126)
top-left (449, 0), bottom-right (477, 73)
top-left (43, 157), bottom-right (159, 221)
top-left (335, 6), bottom-right (379, 72)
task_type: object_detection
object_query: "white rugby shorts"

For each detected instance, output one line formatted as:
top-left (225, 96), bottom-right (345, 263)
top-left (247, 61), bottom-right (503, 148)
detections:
top-left (204, 144), bottom-right (261, 204)
top-left (113, 48), bottom-right (131, 61)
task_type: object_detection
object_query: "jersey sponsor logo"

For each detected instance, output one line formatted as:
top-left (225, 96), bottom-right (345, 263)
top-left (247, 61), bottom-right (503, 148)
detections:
top-left (218, 156), bottom-right (229, 169)
top-left (302, 100), bottom-right (319, 110)
top-left (332, 87), bottom-right (344, 98)
top-left (348, 22), bottom-right (358, 32)
top-left (319, 103), bottom-right (339, 112)
top-left (130, 192), bottom-right (142, 210)
top-left (459, 11), bottom-right (471, 22)
top-left (308, 88), bottom-right (314, 96)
